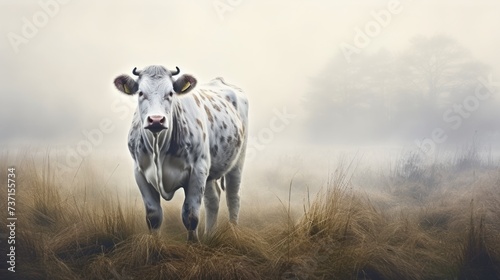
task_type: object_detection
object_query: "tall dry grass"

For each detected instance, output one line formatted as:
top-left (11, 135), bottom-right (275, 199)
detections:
top-left (1, 148), bottom-right (500, 280)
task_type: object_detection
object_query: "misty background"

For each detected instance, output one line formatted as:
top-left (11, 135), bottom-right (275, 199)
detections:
top-left (1, 1), bottom-right (500, 202)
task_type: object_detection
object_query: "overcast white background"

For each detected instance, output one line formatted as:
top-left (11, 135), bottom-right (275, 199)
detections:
top-left (1, 0), bottom-right (500, 154)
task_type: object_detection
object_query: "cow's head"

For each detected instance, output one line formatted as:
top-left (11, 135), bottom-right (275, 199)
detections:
top-left (114, 65), bottom-right (197, 133)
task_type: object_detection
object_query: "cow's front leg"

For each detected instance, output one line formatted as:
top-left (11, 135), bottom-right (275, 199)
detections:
top-left (182, 172), bottom-right (207, 242)
top-left (135, 167), bottom-right (162, 231)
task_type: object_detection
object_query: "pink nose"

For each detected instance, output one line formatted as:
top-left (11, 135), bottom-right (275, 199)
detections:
top-left (147, 115), bottom-right (165, 126)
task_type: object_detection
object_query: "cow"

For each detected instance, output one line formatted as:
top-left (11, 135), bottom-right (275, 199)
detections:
top-left (113, 65), bottom-right (248, 242)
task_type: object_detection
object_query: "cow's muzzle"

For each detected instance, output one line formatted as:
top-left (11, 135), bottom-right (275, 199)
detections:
top-left (145, 115), bottom-right (167, 133)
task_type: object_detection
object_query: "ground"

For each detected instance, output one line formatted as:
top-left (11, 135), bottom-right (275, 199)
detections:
top-left (1, 147), bottom-right (499, 280)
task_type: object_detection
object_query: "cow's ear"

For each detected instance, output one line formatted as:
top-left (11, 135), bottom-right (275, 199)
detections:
top-left (114, 75), bottom-right (138, 95)
top-left (173, 74), bottom-right (197, 94)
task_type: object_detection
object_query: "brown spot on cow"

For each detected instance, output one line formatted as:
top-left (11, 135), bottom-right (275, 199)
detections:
top-left (213, 104), bottom-right (221, 112)
top-left (222, 121), bottom-right (227, 130)
top-left (193, 95), bottom-right (201, 107)
top-left (196, 119), bottom-right (203, 129)
top-left (220, 135), bottom-right (225, 143)
top-left (204, 105), bottom-right (214, 123)
top-left (201, 92), bottom-right (214, 103)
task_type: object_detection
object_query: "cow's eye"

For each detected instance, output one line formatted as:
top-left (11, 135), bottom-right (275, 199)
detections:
top-left (169, 92), bottom-right (174, 97)
top-left (138, 91), bottom-right (143, 97)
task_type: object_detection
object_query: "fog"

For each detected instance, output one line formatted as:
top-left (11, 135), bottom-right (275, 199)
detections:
top-left (4, 3), bottom-right (500, 277)
top-left (1, 1), bottom-right (500, 190)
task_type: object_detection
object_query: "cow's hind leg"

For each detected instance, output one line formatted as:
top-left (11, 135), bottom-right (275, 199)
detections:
top-left (204, 179), bottom-right (221, 236)
top-left (225, 166), bottom-right (242, 225)
top-left (135, 168), bottom-right (162, 231)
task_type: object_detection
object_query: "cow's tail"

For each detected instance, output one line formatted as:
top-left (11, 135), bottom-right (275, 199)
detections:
top-left (220, 176), bottom-right (226, 191)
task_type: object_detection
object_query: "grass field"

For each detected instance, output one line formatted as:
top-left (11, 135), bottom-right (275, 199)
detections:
top-left (1, 147), bottom-right (500, 280)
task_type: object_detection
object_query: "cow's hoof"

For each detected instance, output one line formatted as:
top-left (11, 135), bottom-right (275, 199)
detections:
top-left (187, 230), bottom-right (199, 243)
top-left (149, 229), bottom-right (161, 237)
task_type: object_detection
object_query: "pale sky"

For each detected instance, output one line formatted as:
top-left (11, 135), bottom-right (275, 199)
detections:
top-left (1, 0), bottom-right (500, 150)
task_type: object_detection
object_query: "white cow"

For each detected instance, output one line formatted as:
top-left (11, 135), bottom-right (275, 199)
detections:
top-left (113, 65), bottom-right (248, 242)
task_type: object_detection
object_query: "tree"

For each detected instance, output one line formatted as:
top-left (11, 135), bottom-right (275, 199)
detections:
top-left (399, 35), bottom-right (489, 107)
top-left (304, 35), bottom-right (492, 145)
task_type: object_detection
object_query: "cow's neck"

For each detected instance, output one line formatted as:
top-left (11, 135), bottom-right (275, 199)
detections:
top-left (167, 99), bottom-right (188, 157)
top-left (138, 99), bottom-right (187, 199)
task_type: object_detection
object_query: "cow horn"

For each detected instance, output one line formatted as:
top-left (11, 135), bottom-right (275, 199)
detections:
top-left (132, 67), bottom-right (141, 76)
top-left (171, 66), bottom-right (180, 76)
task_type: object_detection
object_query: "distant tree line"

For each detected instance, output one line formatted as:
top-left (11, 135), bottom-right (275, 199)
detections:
top-left (305, 35), bottom-right (498, 145)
